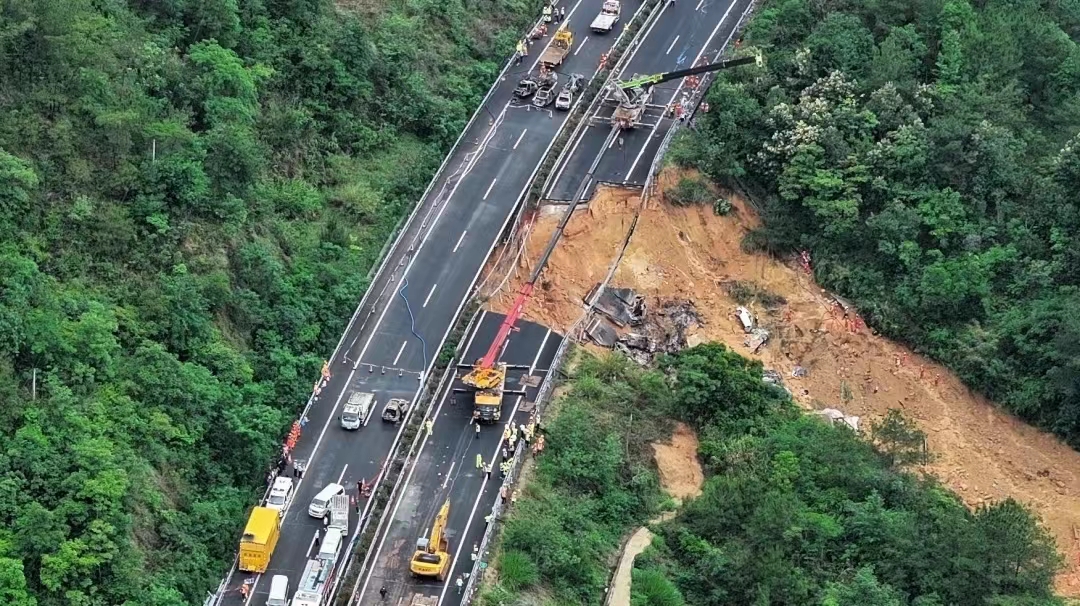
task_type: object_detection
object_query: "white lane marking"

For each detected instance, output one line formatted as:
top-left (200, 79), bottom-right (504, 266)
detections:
top-left (548, 125), bottom-right (591, 196)
top-left (453, 230), bottom-right (468, 253)
top-left (437, 329), bottom-right (550, 602)
top-left (626, 0), bottom-right (739, 180)
top-left (349, 104), bottom-right (508, 368)
top-left (574, 35), bottom-right (589, 55)
top-left (608, 135), bottom-right (619, 149)
top-left (695, 0), bottom-right (705, 10)
top-left (527, 0), bottom-right (584, 72)
top-left (337, 464), bottom-right (349, 485)
top-left (354, 366), bottom-right (463, 601)
top-left (393, 341), bottom-right (408, 366)
top-left (622, 0), bottom-right (673, 67)
top-left (442, 460), bottom-right (456, 489)
top-left (500, 338), bottom-right (511, 360)
top-left (513, 130), bottom-right (528, 149)
top-left (483, 178), bottom-right (498, 200)
top-left (423, 283), bottom-right (438, 308)
top-left (666, 35), bottom-right (680, 54)
top-left (307, 532), bottom-right (320, 558)
top-left (461, 310), bottom-right (488, 358)
top-left (531, 329), bottom-right (552, 371)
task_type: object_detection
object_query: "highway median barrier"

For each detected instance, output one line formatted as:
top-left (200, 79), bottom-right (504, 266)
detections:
top-left (528, 0), bottom-right (666, 206)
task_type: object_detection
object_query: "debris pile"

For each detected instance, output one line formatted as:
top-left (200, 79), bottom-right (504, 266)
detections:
top-left (586, 284), bottom-right (646, 327)
top-left (814, 408), bottom-right (861, 432)
top-left (584, 288), bottom-right (704, 365)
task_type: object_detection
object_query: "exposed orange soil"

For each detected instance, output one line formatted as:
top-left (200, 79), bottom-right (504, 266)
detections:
top-left (487, 168), bottom-right (1080, 596)
top-left (652, 421), bottom-right (705, 502)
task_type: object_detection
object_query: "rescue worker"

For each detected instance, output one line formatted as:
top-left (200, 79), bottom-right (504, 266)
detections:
top-left (476, 453), bottom-right (483, 469)
top-left (313, 530), bottom-right (321, 551)
top-left (240, 582), bottom-right (251, 599)
top-left (456, 575), bottom-right (465, 594)
top-left (560, 6), bottom-right (566, 20)
top-left (380, 586), bottom-right (388, 600)
top-left (500, 460), bottom-right (512, 478)
top-left (543, 3), bottom-right (552, 22)
top-left (515, 39), bottom-right (528, 65)
top-left (475, 423), bottom-right (480, 438)
top-left (485, 462), bottom-right (493, 480)
top-left (425, 418), bottom-right (434, 437)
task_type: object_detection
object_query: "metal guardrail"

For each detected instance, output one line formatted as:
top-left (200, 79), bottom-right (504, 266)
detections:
top-left (206, 5), bottom-right (565, 604)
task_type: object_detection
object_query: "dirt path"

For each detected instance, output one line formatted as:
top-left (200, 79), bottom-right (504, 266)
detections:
top-left (489, 169), bottom-right (1080, 595)
top-left (607, 423), bottom-right (705, 605)
top-left (609, 527), bottom-right (656, 605)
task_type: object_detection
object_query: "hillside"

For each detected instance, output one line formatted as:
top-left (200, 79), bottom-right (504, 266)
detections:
top-left (0, 0), bottom-right (536, 603)
top-left (676, 0), bottom-right (1080, 449)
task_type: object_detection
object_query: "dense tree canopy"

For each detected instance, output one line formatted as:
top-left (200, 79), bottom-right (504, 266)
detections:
top-left (484, 345), bottom-right (1061, 605)
top-left (673, 0), bottom-right (1080, 446)
top-left (0, 0), bottom-right (536, 603)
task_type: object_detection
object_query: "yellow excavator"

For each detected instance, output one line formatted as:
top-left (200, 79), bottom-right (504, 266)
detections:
top-left (410, 500), bottom-right (451, 580)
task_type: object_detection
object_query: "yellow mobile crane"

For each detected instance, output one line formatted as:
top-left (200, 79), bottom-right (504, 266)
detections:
top-left (410, 500), bottom-right (451, 580)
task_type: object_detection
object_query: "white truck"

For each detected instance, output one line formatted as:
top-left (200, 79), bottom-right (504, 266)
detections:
top-left (340, 391), bottom-right (374, 429)
top-left (291, 559), bottom-right (329, 606)
top-left (590, 0), bottom-right (620, 33)
top-left (329, 494), bottom-right (349, 534)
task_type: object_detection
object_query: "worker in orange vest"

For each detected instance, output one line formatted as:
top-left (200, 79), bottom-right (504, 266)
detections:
top-left (599, 52), bottom-right (608, 69)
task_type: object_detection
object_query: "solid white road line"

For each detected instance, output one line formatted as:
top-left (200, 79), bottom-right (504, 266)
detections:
top-left (453, 230), bottom-right (467, 253)
top-left (393, 341), bottom-right (408, 366)
top-left (626, 0), bottom-right (739, 180)
top-left (354, 368), bottom-right (463, 601)
top-left (337, 464), bottom-right (349, 485)
top-left (499, 338), bottom-right (511, 359)
top-left (695, 0), bottom-right (706, 10)
top-left (574, 35), bottom-right (589, 55)
top-left (666, 35), bottom-right (680, 54)
top-left (349, 104), bottom-right (507, 368)
top-left (483, 178), bottom-right (498, 200)
top-left (531, 329), bottom-right (552, 370)
top-left (513, 130), bottom-right (528, 150)
top-left (437, 329), bottom-right (550, 601)
top-left (442, 461), bottom-right (456, 489)
top-left (461, 310), bottom-right (488, 358)
top-left (423, 283), bottom-right (438, 308)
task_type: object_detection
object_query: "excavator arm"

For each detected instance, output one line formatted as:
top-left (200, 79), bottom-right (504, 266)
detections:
top-left (429, 500), bottom-right (450, 552)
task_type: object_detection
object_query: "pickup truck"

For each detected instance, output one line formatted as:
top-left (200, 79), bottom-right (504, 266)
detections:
top-left (590, 0), bottom-right (620, 33)
top-left (540, 28), bottom-right (574, 67)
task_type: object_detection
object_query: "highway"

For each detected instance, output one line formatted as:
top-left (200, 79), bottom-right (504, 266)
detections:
top-left (544, 0), bottom-right (754, 201)
top-left (353, 311), bottom-right (560, 605)
top-left (221, 2), bottom-right (621, 605)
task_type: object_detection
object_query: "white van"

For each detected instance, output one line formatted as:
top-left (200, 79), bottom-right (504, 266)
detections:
top-left (264, 476), bottom-right (294, 516)
top-left (317, 528), bottom-right (343, 563)
top-left (266, 574), bottom-right (289, 606)
top-left (308, 483), bottom-right (345, 518)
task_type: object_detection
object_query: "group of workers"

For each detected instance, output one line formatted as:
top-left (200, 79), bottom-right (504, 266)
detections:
top-left (516, 2), bottom-right (567, 64)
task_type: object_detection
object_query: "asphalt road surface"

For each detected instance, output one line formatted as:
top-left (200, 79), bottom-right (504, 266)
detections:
top-left (544, 0), bottom-right (754, 201)
top-left (222, 3), bottom-right (615, 605)
top-left (353, 311), bottom-right (560, 605)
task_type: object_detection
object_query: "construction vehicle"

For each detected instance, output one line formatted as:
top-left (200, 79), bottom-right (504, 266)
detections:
top-left (409, 500), bottom-right (452, 580)
top-left (290, 559), bottom-right (330, 606)
top-left (238, 507), bottom-right (281, 573)
top-left (610, 53), bottom-right (762, 128)
top-left (381, 397), bottom-right (411, 423)
top-left (591, 0), bottom-right (621, 33)
top-left (555, 73), bottom-right (586, 110)
top-left (340, 391), bottom-right (374, 429)
top-left (540, 27), bottom-right (574, 67)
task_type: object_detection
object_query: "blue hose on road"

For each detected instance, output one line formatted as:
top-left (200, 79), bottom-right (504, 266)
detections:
top-left (397, 278), bottom-right (429, 372)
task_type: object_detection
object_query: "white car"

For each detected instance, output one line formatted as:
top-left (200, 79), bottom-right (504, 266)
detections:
top-left (265, 476), bottom-right (294, 516)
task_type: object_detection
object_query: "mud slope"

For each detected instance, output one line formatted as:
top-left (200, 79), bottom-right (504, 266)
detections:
top-left (491, 168), bottom-right (1080, 596)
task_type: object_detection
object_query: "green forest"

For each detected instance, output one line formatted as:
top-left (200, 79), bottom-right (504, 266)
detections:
top-left (672, 0), bottom-right (1080, 445)
top-left (0, 0), bottom-right (536, 603)
top-left (483, 346), bottom-right (1063, 605)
